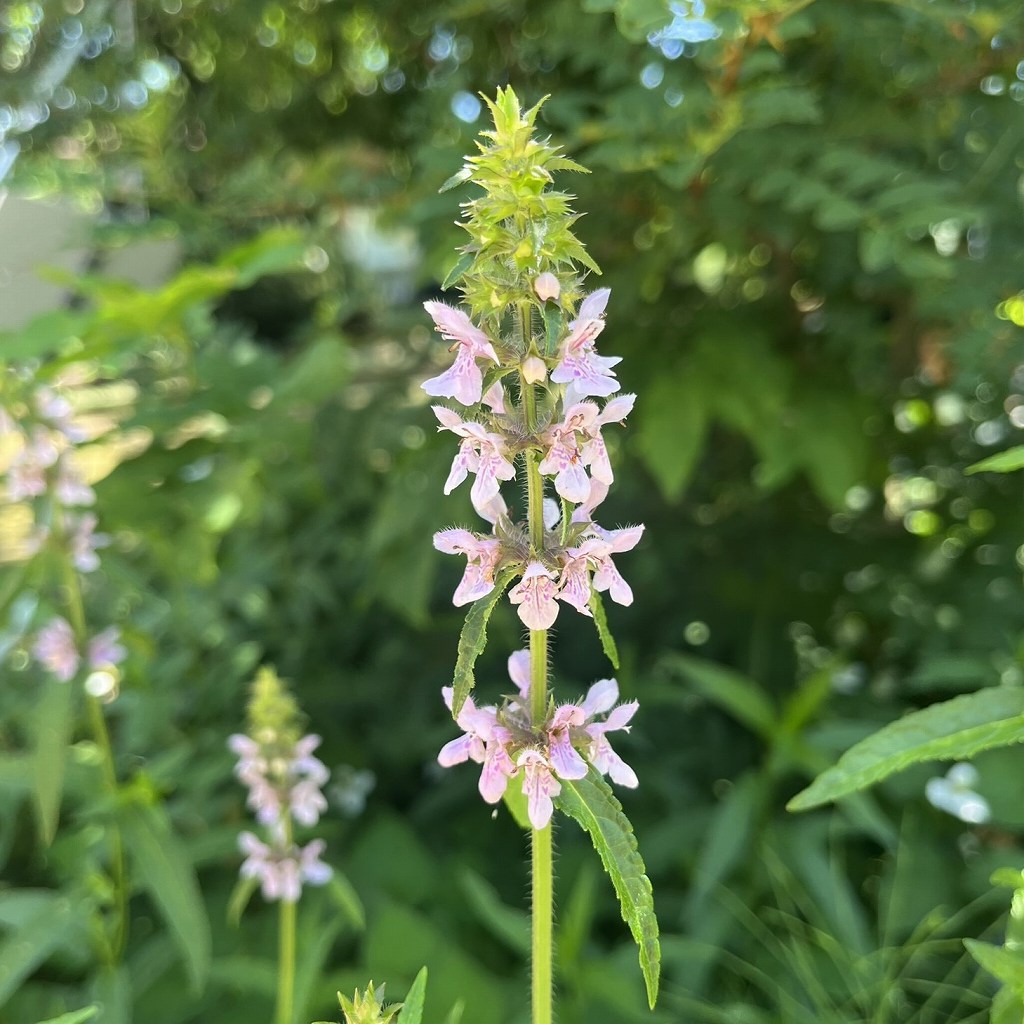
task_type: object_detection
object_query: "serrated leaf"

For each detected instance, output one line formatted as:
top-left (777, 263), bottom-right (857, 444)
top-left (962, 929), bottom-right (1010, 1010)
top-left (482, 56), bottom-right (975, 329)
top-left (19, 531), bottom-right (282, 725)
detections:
top-left (556, 770), bottom-right (660, 1008)
top-left (451, 567), bottom-right (517, 716)
top-left (442, 252), bottom-right (475, 290)
top-left (0, 892), bottom-right (79, 1010)
top-left (32, 676), bottom-right (76, 846)
top-left (440, 166), bottom-right (473, 193)
top-left (966, 446), bottom-right (1024, 474)
top-left (400, 967), bottom-right (428, 1024)
top-left (788, 688), bottom-right (1024, 811)
top-left (588, 590), bottom-right (619, 670)
top-left (118, 801), bottom-right (211, 992)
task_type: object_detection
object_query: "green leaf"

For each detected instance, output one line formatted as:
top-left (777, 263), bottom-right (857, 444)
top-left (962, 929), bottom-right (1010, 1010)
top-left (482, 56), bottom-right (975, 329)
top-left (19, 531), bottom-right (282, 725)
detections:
top-left (32, 1009), bottom-right (99, 1024)
top-left (0, 892), bottom-right (79, 1010)
top-left (588, 590), bottom-right (620, 671)
top-left (543, 305), bottom-right (563, 357)
top-left (965, 939), bottom-right (1024, 998)
top-left (636, 370), bottom-right (707, 501)
top-left (0, 309), bottom-right (92, 361)
top-left (327, 869), bottom-right (366, 931)
top-left (556, 770), bottom-right (661, 1008)
top-left (32, 676), bottom-right (76, 846)
top-left (966, 446), bottom-right (1024, 474)
top-left (400, 967), bottom-right (428, 1024)
top-left (501, 778), bottom-right (531, 830)
top-left (118, 800), bottom-right (211, 991)
top-left (442, 252), bottom-right (475, 290)
top-left (451, 566), bottom-right (518, 716)
top-left (226, 873), bottom-right (258, 928)
top-left (440, 166), bottom-right (473, 193)
top-left (458, 869), bottom-right (530, 954)
top-left (665, 655), bottom-right (776, 741)
top-left (219, 226), bottom-right (306, 287)
top-left (788, 688), bottom-right (1024, 811)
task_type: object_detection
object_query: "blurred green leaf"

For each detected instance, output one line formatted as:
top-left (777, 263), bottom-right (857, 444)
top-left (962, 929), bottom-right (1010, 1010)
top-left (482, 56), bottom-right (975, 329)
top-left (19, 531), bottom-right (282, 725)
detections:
top-left (118, 801), bottom-right (211, 992)
top-left (0, 891), bottom-right (79, 1010)
top-left (31, 676), bottom-right (76, 847)
top-left (966, 446), bottom-right (1024, 474)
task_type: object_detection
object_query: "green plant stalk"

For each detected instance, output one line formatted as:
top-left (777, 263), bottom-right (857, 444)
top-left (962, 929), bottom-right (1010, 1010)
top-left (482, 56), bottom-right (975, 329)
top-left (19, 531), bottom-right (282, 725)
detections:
top-left (524, 361), bottom-right (554, 1024)
top-left (59, 538), bottom-right (129, 962)
top-left (275, 875), bottom-right (297, 1024)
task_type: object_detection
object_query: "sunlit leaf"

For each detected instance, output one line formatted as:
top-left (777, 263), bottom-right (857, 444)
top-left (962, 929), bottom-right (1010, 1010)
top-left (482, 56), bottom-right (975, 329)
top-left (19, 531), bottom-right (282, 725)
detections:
top-left (788, 688), bottom-right (1024, 811)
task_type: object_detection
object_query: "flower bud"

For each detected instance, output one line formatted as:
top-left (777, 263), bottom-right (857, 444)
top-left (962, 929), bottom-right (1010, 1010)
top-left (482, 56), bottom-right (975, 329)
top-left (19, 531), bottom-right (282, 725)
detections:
top-left (533, 272), bottom-right (560, 302)
top-left (521, 355), bottom-right (548, 384)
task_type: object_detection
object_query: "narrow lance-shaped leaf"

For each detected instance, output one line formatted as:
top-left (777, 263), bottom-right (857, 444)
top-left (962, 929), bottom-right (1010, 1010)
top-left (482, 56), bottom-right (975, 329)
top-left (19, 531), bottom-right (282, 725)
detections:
top-left (0, 892), bottom-right (80, 1010)
top-left (966, 446), bottom-right (1024, 474)
top-left (118, 800), bottom-right (212, 992)
top-left (400, 967), bottom-right (428, 1024)
top-left (556, 769), bottom-right (660, 1008)
top-left (32, 1008), bottom-right (99, 1024)
top-left (32, 676), bottom-right (76, 846)
top-left (788, 687), bottom-right (1024, 811)
top-left (451, 566), bottom-right (518, 716)
top-left (587, 590), bottom-right (620, 671)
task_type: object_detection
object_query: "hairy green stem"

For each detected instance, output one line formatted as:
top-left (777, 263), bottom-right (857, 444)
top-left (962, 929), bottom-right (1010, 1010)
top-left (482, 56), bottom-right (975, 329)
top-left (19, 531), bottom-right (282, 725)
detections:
top-left (524, 332), bottom-right (554, 1021)
top-left (59, 536), bottom-right (129, 961)
top-left (531, 819), bottom-right (554, 1024)
top-left (275, 884), bottom-right (297, 1024)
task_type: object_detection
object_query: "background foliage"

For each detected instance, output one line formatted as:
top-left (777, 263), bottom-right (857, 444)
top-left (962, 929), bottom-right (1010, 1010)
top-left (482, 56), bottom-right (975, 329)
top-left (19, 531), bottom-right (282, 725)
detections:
top-left (3, 0), bottom-right (1024, 1021)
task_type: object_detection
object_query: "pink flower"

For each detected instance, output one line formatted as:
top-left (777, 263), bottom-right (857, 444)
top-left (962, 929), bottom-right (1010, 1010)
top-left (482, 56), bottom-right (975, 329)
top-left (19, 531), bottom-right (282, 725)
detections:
top-left (238, 833), bottom-right (331, 902)
top-left (550, 289), bottom-right (621, 406)
top-left (290, 778), bottom-right (328, 826)
top-left (433, 528), bottom-right (502, 606)
top-left (54, 459), bottom-right (96, 507)
top-left (516, 749), bottom-right (561, 829)
top-left (88, 626), bottom-right (126, 668)
top-left (421, 302), bottom-right (500, 406)
top-left (438, 686), bottom-right (516, 803)
top-left (482, 380), bottom-right (507, 414)
top-left (67, 512), bottom-right (109, 572)
top-left (291, 734), bottom-right (330, 787)
top-left (579, 678), bottom-right (639, 788)
top-left (562, 525), bottom-right (644, 609)
top-left (508, 561), bottom-right (560, 630)
top-left (433, 407), bottom-right (515, 515)
top-left (32, 617), bottom-right (79, 682)
top-left (546, 704), bottom-right (589, 780)
top-left (539, 395), bottom-right (635, 503)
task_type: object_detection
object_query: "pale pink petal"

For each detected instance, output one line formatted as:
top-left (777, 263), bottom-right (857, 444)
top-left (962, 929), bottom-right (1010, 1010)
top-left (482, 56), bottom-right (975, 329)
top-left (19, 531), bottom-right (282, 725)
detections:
top-left (482, 381), bottom-right (507, 413)
top-left (581, 678), bottom-right (619, 718)
top-left (507, 650), bottom-right (532, 698)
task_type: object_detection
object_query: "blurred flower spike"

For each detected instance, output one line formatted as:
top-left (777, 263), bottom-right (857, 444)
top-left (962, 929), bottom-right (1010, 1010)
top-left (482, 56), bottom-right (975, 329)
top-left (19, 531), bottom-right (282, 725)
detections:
top-left (1, 375), bottom-right (128, 693)
top-left (925, 762), bottom-right (991, 824)
top-left (229, 666), bottom-right (333, 902)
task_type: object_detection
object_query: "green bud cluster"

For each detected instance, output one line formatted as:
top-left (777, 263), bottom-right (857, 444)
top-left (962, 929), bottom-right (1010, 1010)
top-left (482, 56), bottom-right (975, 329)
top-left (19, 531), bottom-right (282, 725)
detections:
top-left (443, 86), bottom-right (600, 329)
top-left (246, 665), bottom-right (303, 750)
top-left (336, 982), bottom-right (400, 1024)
